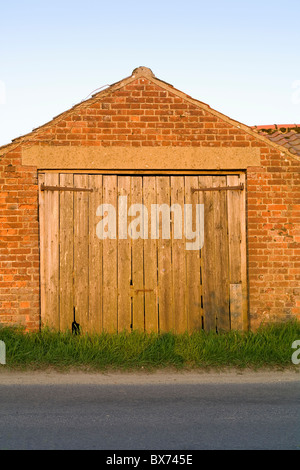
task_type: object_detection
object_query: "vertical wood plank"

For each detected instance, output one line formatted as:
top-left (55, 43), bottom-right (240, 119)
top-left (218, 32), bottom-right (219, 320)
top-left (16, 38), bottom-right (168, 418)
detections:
top-left (130, 177), bottom-right (145, 331)
top-left (227, 175), bottom-right (242, 284)
top-left (171, 176), bottom-right (187, 333)
top-left (184, 176), bottom-right (202, 332)
top-left (199, 175), bottom-right (216, 332)
top-left (239, 173), bottom-right (248, 330)
top-left (38, 173), bottom-right (46, 328)
top-left (157, 176), bottom-right (173, 332)
top-left (230, 283), bottom-right (243, 329)
top-left (197, 178), bottom-right (205, 332)
top-left (42, 173), bottom-right (60, 329)
top-left (73, 174), bottom-right (89, 334)
top-left (117, 176), bottom-right (132, 332)
top-left (89, 174), bottom-right (103, 334)
top-left (102, 175), bottom-right (118, 333)
top-left (143, 176), bottom-right (158, 333)
top-left (212, 175), bottom-right (230, 332)
top-left (59, 173), bottom-right (74, 332)
top-left (227, 174), bottom-right (243, 330)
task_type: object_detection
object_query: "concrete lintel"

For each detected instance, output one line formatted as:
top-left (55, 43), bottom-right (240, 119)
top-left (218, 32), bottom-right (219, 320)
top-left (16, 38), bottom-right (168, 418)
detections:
top-left (22, 145), bottom-right (261, 170)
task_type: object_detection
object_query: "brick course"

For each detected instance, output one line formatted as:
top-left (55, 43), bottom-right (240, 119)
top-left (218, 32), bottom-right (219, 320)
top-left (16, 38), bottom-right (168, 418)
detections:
top-left (0, 72), bottom-right (299, 330)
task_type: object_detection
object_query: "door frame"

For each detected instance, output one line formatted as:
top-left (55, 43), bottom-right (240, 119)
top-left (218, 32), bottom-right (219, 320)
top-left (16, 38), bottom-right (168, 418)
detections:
top-left (38, 170), bottom-right (248, 333)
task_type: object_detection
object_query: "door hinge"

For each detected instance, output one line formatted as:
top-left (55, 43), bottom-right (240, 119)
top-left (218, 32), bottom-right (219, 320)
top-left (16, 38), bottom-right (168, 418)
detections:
top-left (41, 184), bottom-right (93, 193)
top-left (192, 184), bottom-right (244, 193)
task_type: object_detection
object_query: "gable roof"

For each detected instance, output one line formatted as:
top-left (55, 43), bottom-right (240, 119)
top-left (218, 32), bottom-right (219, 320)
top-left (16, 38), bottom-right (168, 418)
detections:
top-left (0, 66), bottom-right (299, 162)
top-left (251, 124), bottom-right (300, 157)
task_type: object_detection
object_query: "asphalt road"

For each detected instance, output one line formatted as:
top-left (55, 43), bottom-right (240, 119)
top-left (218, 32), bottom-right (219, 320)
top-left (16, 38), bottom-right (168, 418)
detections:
top-left (0, 371), bottom-right (299, 450)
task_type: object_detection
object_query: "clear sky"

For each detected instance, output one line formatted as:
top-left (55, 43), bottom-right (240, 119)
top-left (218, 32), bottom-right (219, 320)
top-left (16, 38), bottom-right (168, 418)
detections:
top-left (0, 0), bottom-right (299, 147)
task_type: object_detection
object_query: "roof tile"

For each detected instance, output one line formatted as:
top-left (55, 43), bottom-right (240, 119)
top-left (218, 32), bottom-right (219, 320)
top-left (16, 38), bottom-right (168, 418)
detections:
top-left (252, 125), bottom-right (300, 156)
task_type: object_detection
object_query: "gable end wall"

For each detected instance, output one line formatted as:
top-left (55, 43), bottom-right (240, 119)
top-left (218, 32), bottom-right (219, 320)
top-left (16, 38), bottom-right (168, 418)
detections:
top-left (0, 77), bottom-right (299, 330)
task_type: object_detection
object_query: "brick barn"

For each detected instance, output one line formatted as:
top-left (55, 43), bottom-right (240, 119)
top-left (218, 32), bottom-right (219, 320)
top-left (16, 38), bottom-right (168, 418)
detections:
top-left (0, 67), bottom-right (299, 334)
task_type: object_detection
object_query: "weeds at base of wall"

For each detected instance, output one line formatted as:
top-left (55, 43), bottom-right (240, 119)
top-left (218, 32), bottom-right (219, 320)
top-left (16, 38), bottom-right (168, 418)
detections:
top-left (0, 321), bottom-right (299, 371)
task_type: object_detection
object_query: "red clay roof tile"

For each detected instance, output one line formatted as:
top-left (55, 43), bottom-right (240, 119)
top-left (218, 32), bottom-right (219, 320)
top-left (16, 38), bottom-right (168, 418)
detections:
top-left (252, 125), bottom-right (300, 156)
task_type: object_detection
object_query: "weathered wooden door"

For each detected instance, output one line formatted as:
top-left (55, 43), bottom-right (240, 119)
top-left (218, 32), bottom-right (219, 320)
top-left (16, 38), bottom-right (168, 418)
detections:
top-left (39, 173), bottom-right (247, 334)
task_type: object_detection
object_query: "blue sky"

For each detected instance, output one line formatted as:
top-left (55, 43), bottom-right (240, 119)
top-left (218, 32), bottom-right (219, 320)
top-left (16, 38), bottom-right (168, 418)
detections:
top-left (0, 0), bottom-right (299, 146)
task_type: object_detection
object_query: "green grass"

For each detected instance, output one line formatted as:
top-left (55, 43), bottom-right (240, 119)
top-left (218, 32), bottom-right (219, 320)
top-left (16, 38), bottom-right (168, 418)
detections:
top-left (0, 321), bottom-right (300, 371)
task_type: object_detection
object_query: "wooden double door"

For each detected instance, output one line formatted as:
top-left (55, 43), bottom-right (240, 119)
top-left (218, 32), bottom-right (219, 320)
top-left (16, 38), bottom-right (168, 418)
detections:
top-left (39, 173), bottom-right (247, 334)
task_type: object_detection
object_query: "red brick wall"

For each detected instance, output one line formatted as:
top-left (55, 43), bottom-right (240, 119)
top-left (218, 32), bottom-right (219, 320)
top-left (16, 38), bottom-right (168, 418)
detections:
top-left (0, 149), bottom-right (40, 330)
top-left (247, 148), bottom-right (300, 328)
top-left (0, 77), bottom-right (299, 330)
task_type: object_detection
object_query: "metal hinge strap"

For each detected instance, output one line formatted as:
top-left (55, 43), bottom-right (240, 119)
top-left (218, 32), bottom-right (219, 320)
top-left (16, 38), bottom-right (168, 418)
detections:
top-left (41, 184), bottom-right (93, 193)
top-left (192, 184), bottom-right (244, 193)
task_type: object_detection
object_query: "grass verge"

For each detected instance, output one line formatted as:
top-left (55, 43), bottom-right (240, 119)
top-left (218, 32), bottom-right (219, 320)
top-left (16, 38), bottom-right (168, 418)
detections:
top-left (0, 321), bottom-right (300, 371)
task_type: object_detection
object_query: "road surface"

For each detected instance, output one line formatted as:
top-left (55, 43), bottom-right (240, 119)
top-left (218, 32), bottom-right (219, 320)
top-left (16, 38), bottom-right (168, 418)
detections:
top-left (0, 370), bottom-right (299, 450)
